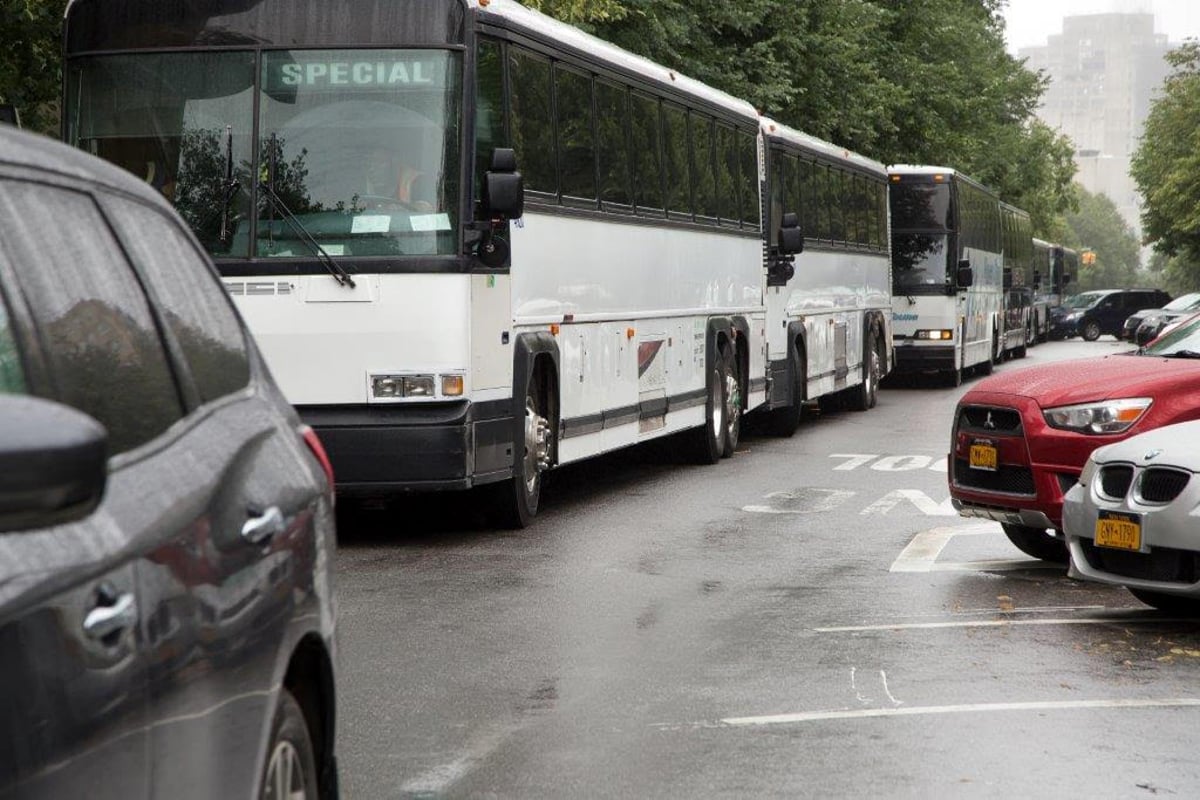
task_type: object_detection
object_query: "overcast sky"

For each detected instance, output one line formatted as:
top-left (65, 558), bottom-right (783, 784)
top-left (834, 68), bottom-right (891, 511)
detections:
top-left (1002, 0), bottom-right (1200, 53)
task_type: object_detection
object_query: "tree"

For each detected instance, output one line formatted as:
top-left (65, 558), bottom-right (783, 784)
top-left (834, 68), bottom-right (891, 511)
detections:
top-left (1131, 41), bottom-right (1200, 279)
top-left (0, 0), bottom-right (69, 136)
top-left (1062, 184), bottom-right (1143, 291)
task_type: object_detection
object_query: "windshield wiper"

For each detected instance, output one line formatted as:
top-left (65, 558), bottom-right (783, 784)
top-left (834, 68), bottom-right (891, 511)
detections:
top-left (1162, 349), bottom-right (1200, 359)
top-left (218, 125), bottom-right (240, 246)
top-left (259, 134), bottom-right (355, 289)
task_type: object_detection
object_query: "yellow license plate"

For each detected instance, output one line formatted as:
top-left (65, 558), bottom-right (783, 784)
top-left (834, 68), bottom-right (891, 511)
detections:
top-left (1095, 512), bottom-right (1142, 551)
top-left (969, 441), bottom-right (998, 471)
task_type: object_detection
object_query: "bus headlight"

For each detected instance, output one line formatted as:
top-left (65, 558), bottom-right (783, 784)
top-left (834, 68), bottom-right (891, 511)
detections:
top-left (441, 374), bottom-right (464, 396)
top-left (915, 329), bottom-right (954, 340)
top-left (370, 373), bottom-right (436, 399)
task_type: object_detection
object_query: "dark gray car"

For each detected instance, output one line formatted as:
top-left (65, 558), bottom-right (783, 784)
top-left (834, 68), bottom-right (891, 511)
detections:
top-left (0, 126), bottom-right (338, 799)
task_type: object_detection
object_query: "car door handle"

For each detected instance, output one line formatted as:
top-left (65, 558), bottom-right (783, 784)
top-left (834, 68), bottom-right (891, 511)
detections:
top-left (242, 506), bottom-right (286, 546)
top-left (83, 592), bottom-right (137, 641)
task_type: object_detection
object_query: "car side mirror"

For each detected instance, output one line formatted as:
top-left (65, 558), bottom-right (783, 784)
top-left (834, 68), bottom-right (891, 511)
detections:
top-left (1002, 267), bottom-right (1013, 290)
top-left (0, 395), bottom-right (107, 532)
top-left (777, 212), bottom-right (804, 256)
top-left (484, 147), bottom-right (524, 220)
top-left (956, 259), bottom-right (974, 288)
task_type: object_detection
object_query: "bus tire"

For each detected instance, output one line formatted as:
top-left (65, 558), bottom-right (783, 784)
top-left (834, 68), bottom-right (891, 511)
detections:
top-left (490, 374), bottom-right (550, 529)
top-left (720, 344), bottom-right (741, 458)
top-left (851, 330), bottom-right (880, 411)
top-left (688, 348), bottom-right (727, 465)
top-left (767, 350), bottom-right (804, 438)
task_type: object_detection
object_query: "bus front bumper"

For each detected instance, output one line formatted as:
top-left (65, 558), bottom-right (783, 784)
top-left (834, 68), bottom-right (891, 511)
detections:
top-left (891, 342), bottom-right (957, 373)
top-left (298, 400), bottom-right (514, 493)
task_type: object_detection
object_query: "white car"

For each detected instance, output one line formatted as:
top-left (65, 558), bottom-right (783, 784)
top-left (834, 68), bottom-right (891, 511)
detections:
top-left (1063, 420), bottom-right (1200, 613)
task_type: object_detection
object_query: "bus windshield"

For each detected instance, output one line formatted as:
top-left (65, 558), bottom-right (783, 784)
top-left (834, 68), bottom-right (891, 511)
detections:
top-left (67, 49), bottom-right (461, 259)
top-left (892, 233), bottom-right (949, 293)
top-left (890, 183), bottom-right (952, 230)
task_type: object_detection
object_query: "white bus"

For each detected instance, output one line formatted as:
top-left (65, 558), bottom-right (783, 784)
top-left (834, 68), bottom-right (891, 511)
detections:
top-left (888, 166), bottom-right (1004, 385)
top-left (63, 0), bottom-right (768, 525)
top-left (1032, 238), bottom-right (1076, 340)
top-left (759, 119), bottom-right (892, 434)
top-left (1000, 201), bottom-right (1034, 359)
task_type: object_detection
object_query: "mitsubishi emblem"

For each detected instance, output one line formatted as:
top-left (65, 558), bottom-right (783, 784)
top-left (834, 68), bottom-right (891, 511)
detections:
top-left (983, 411), bottom-right (996, 430)
top-left (1144, 449), bottom-right (1163, 461)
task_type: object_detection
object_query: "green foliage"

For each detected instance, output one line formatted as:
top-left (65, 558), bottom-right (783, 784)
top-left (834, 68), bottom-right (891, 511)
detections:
top-left (0, 0), bottom-right (68, 136)
top-left (1062, 184), bottom-right (1144, 291)
top-left (1131, 42), bottom-right (1200, 282)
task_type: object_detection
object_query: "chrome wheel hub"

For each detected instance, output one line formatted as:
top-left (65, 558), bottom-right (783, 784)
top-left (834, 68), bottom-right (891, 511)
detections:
top-left (524, 398), bottom-right (552, 491)
top-left (264, 741), bottom-right (307, 800)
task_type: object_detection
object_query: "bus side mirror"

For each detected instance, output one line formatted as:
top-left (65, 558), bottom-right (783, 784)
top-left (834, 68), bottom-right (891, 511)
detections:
top-left (0, 104), bottom-right (20, 128)
top-left (1063, 273), bottom-right (1072, 286)
top-left (956, 259), bottom-right (974, 288)
top-left (777, 212), bottom-right (804, 256)
top-left (1002, 267), bottom-right (1013, 290)
top-left (484, 147), bottom-right (524, 220)
top-left (1033, 270), bottom-right (1041, 289)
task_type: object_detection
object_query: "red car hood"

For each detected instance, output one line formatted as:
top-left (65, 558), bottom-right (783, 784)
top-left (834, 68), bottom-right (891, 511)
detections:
top-left (971, 353), bottom-right (1200, 407)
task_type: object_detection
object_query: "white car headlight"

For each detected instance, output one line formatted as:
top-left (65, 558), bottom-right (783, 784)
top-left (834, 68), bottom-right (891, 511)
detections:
top-left (1043, 398), bottom-right (1152, 435)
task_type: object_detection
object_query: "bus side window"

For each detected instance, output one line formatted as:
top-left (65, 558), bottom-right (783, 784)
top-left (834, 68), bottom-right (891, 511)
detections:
top-left (630, 92), bottom-right (664, 215)
top-left (475, 39), bottom-right (507, 206)
top-left (555, 65), bottom-right (596, 205)
top-left (595, 80), bottom-right (631, 209)
top-left (662, 103), bottom-right (691, 218)
top-left (798, 159), bottom-right (818, 243)
top-left (689, 113), bottom-right (718, 221)
top-left (738, 130), bottom-right (758, 231)
top-left (715, 124), bottom-right (738, 225)
top-left (508, 47), bottom-right (557, 197)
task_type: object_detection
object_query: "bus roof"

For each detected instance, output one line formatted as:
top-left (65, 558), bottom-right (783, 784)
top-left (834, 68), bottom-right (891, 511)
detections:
top-left (760, 117), bottom-right (886, 178)
top-left (887, 164), bottom-right (996, 195)
top-left (472, 0), bottom-right (758, 123)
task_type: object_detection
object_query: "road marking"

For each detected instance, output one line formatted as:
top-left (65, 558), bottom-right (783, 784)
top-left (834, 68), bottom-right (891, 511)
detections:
top-left (398, 725), bottom-right (519, 795)
top-left (862, 489), bottom-right (957, 517)
top-left (830, 454), bottom-right (947, 472)
top-left (721, 698), bottom-right (1200, 726)
top-left (814, 616), bottom-right (1182, 633)
top-left (888, 524), bottom-right (1062, 572)
top-left (880, 671), bottom-right (903, 706)
top-left (742, 488), bottom-right (856, 514)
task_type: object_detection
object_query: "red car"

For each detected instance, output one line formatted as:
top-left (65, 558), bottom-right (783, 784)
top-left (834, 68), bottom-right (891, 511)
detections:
top-left (949, 314), bottom-right (1200, 561)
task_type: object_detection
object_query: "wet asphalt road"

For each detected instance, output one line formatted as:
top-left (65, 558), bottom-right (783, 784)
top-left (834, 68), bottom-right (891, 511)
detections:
top-left (334, 337), bottom-right (1200, 798)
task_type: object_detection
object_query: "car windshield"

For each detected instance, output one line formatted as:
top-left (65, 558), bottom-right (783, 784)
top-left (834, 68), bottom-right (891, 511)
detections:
top-left (1063, 292), bottom-right (1104, 309)
top-left (1142, 313), bottom-right (1200, 356)
top-left (1162, 292), bottom-right (1200, 312)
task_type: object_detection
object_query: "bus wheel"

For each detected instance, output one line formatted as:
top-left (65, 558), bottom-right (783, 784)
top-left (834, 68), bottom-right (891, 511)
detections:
top-left (492, 381), bottom-right (552, 529)
top-left (689, 349), bottom-right (727, 464)
top-left (851, 331), bottom-right (880, 411)
top-left (721, 346), bottom-right (741, 458)
top-left (767, 351), bottom-right (804, 437)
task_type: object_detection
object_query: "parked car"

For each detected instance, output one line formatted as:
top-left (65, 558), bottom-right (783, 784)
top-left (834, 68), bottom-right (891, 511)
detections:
top-left (949, 311), bottom-right (1200, 561)
top-left (1134, 297), bottom-right (1200, 345)
top-left (1122, 291), bottom-right (1200, 342)
top-left (1051, 288), bottom-right (1171, 341)
top-left (1063, 419), bottom-right (1200, 614)
top-left (0, 126), bottom-right (338, 799)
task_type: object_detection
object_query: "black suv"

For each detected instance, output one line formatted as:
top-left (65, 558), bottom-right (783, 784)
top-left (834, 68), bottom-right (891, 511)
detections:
top-left (1053, 288), bottom-right (1171, 341)
top-left (0, 126), bottom-right (338, 798)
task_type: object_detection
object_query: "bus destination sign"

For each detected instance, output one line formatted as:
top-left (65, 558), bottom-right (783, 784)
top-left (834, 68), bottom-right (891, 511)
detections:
top-left (270, 58), bottom-right (445, 91)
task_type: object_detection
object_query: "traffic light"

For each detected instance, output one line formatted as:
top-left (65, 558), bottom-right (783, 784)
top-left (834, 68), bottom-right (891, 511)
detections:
top-left (1081, 250), bottom-right (1096, 266)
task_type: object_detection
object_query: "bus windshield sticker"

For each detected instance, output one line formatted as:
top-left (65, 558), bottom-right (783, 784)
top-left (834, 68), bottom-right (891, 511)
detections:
top-left (409, 213), bottom-right (451, 232)
top-left (351, 215), bottom-right (392, 234)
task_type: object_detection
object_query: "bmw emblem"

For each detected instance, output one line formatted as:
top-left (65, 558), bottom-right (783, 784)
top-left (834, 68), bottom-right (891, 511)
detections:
top-left (1144, 449), bottom-right (1163, 461)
